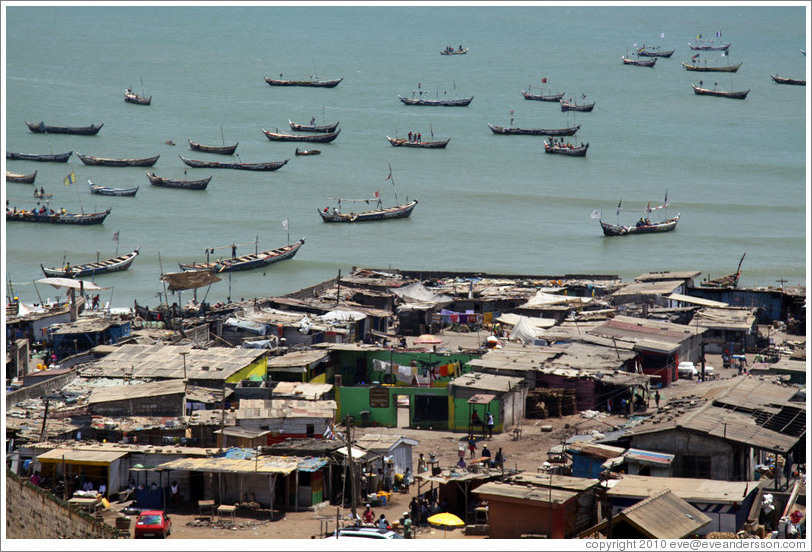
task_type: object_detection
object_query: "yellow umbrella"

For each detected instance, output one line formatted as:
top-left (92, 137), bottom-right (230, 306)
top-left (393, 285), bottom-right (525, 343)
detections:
top-left (427, 512), bottom-right (465, 538)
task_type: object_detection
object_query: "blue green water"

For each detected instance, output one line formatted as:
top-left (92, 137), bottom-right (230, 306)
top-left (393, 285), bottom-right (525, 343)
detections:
top-left (3, 5), bottom-right (809, 308)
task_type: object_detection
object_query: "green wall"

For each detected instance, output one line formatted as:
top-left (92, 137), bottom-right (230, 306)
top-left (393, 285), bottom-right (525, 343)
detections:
top-left (449, 397), bottom-right (501, 433)
top-left (337, 386), bottom-right (447, 428)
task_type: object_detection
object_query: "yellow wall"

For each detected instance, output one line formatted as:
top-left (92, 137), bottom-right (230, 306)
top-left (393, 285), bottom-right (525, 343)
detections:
top-left (225, 357), bottom-right (267, 383)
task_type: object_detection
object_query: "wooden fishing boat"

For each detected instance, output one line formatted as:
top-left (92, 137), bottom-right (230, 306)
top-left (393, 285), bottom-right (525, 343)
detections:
top-left (179, 155), bottom-right (288, 171)
top-left (124, 90), bottom-right (151, 105)
top-left (147, 171), bottom-right (212, 190)
top-left (289, 119), bottom-right (340, 133)
top-left (543, 139), bottom-right (589, 157)
top-left (700, 253), bottom-right (746, 288)
top-left (262, 128), bottom-right (341, 143)
top-left (689, 41), bottom-right (731, 51)
top-left (771, 75), bottom-right (805, 85)
top-left (26, 121), bottom-right (104, 135)
top-left (559, 99), bottom-right (595, 112)
top-left (636, 47), bottom-right (674, 58)
top-left (521, 90), bottom-right (565, 101)
top-left (6, 151), bottom-right (72, 162)
top-left (595, 193), bottom-right (678, 236)
top-left (295, 148), bottom-right (321, 156)
top-left (319, 199), bottom-right (418, 223)
top-left (682, 61), bottom-right (742, 72)
top-left (386, 136), bottom-right (450, 148)
top-left (41, 248), bottom-right (141, 278)
top-left (264, 76), bottom-right (343, 88)
top-left (188, 138), bottom-right (239, 155)
top-left (6, 170), bottom-right (37, 184)
top-left (6, 208), bottom-right (111, 225)
top-left (440, 47), bottom-right (468, 55)
top-left (77, 152), bottom-right (160, 167)
top-left (622, 55), bottom-right (656, 67)
top-left (600, 215), bottom-right (680, 236)
top-left (179, 238), bottom-right (305, 273)
top-left (691, 83), bottom-right (749, 99)
top-left (398, 95), bottom-right (473, 106)
top-left (487, 123), bottom-right (580, 137)
top-left (88, 180), bottom-right (139, 197)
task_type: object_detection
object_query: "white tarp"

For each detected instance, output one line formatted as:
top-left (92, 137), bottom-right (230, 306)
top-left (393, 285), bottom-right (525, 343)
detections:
top-left (519, 290), bottom-right (592, 308)
top-left (392, 282), bottom-right (453, 306)
top-left (321, 310), bottom-right (367, 323)
top-left (225, 317), bottom-right (266, 334)
top-left (497, 312), bottom-right (557, 330)
top-left (36, 277), bottom-right (108, 291)
top-left (509, 316), bottom-right (544, 344)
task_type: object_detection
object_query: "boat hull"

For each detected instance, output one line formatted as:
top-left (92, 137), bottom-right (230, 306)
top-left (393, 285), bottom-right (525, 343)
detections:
top-left (179, 155), bottom-right (288, 171)
top-left (386, 136), bottom-right (450, 148)
top-left (89, 181), bottom-right (139, 197)
top-left (77, 153), bottom-right (160, 167)
top-left (188, 139), bottom-right (238, 155)
top-left (262, 129), bottom-right (340, 143)
top-left (398, 95), bottom-right (473, 106)
top-left (41, 248), bottom-right (140, 277)
top-left (600, 216), bottom-right (680, 236)
top-left (488, 123), bottom-right (580, 136)
top-left (691, 84), bottom-right (749, 99)
top-left (682, 62), bottom-right (742, 73)
top-left (622, 56), bottom-right (656, 67)
top-left (6, 151), bottom-right (72, 162)
top-left (289, 120), bottom-right (340, 133)
top-left (179, 239), bottom-right (305, 273)
top-left (147, 172), bottom-right (212, 190)
top-left (544, 143), bottom-right (589, 156)
top-left (771, 75), bottom-right (805, 85)
top-left (319, 200), bottom-right (418, 223)
top-left (637, 49), bottom-right (674, 58)
top-left (6, 171), bottom-right (37, 184)
top-left (264, 77), bottom-right (342, 88)
top-left (124, 93), bottom-right (151, 105)
top-left (7, 209), bottom-right (111, 225)
top-left (560, 101), bottom-right (595, 112)
top-left (26, 121), bottom-right (103, 135)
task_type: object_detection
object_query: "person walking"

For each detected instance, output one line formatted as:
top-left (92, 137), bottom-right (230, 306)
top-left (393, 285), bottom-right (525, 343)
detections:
top-left (495, 447), bottom-right (505, 473)
top-left (654, 389), bottom-right (661, 408)
top-left (401, 512), bottom-right (414, 539)
top-left (468, 436), bottom-right (477, 458)
top-left (486, 412), bottom-right (495, 438)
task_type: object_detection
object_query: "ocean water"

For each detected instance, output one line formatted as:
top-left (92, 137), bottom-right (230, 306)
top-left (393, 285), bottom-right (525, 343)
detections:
top-left (3, 4), bottom-right (809, 309)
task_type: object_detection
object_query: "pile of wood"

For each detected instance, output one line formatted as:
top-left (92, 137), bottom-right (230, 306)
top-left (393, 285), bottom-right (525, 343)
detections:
top-left (526, 388), bottom-right (578, 418)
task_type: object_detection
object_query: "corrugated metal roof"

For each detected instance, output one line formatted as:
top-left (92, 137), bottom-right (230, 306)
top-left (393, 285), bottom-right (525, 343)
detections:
top-left (87, 380), bottom-right (186, 404)
top-left (237, 398), bottom-right (336, 419)
top-left (156, 455), bottom-right (299, 475)
top-left (510, 473), bottom-right (600, 492)
top-left (611, 280), bottom-right (685, 297)
top-left (449, 373), bottom-right (524, 393)
top-left (297, 458), bottom-right (329, 472)
top-left (588, 315), bottom-right (698, 354)
top-left (355, 434), bottom-right (419, 450)
top-left (215, 427), bottom-right (270, 439)
top-left (266, 350), bottom-right (329, 368)
top-left (38, 448), bottom-right (129, 464)
top-left (50, 319), bottom-right (116, 335)
top-left (624, 449), bottom-right (674, 465)
top-left (667, 293), bottom-right (729, 308)
top-left (272, 382), bottom-right (333, 399)
top-left (472, 481), bottom-right (578, 505)
top-left (567, 442), bottom-right (626, 459)
top-left (635, 271), bottom-right (702, 282)
top-left (82, 344), bottom-right (267, 380)
top-left (619, 489), bottom-right (711, 539)
top-left (692, 307), bottom-right (757, 331)
top-left (607, 474), bottom-right (757, 503)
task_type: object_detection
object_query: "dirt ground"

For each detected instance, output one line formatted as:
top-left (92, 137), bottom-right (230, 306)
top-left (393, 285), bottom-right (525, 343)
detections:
top-left (105, 326), bottom-right (803, 541)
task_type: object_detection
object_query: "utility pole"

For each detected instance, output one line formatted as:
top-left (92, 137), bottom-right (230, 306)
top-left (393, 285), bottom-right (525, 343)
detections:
top-left (219, 379), bottom-right (226, 452)
top-left (342, 415), bottom-right (358, 517)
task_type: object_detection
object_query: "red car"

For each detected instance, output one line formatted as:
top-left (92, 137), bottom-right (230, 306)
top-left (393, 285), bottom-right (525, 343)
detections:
top-left (134, 510), bottom-right (172, 538)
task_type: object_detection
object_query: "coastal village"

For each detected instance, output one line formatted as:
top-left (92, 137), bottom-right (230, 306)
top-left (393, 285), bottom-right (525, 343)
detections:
top-left (4, 265), bottom-right (807, 542)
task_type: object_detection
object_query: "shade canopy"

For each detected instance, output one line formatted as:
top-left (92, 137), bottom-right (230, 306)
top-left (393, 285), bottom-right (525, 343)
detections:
top-left (160, 270), bottom-right (221, 291)
top-left (414, 334), bottom-right (443, 344)
top-left (36, 277), bottom-right (108, 291)
top-left (427, 512), bottom-right (465, 528)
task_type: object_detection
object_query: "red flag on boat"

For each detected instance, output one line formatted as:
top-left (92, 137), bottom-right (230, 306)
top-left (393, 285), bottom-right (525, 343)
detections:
top-left (692, 53), bottom-right (700, 60)
top-left (542, 77), bottom-right (547, 84)
top-left (374, 190), bottom-right (379, 198)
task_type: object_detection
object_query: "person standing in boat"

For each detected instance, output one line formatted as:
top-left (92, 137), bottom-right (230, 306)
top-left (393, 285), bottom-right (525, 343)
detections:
top-left (231, 244), bottom-right (237, 258)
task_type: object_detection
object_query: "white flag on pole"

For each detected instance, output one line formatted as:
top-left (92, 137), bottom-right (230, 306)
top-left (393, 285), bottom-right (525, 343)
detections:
top-left (282, 218), bottom-right (289, 231)
top-left (590, 209), bottom-right (602, 220)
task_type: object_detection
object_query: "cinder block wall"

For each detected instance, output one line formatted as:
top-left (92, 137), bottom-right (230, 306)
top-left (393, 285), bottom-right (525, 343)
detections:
top-left (5, 471), bottom-right (124, 539)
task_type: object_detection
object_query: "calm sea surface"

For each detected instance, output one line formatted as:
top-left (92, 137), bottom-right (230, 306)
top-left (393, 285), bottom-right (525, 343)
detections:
top-left (3, 4), bottom-right (809, 309)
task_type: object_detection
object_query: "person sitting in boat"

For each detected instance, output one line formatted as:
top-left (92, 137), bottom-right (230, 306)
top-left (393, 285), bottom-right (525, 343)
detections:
top-left (60, 208), bottom-right (66, 215)
top-left (459, 45), bottom-right (464, 51)
top-left (636, 218), bottom-right (645, 228)
top-left (645, 218), bottom-right (651, 225)
top-left (323, 207), bottom-right (329, 213)
top-left (310, 116), bottom-right (316, 126)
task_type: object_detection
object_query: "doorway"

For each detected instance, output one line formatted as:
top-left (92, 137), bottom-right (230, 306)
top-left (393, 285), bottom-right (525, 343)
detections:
top-left (396, 395), bottom-right (410, 428)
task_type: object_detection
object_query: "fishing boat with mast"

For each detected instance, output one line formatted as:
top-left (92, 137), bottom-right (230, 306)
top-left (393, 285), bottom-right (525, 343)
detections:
top-left (264, 75), bottom-right (343, 88)
top-left (682, 60), bottom-right (742, 72)
top-left (319, 165), bottom-right (417, 223)
top-left (700, 253), bottom-right (746, 288)
top-left (6, 170), bottom-right (37, 184)
top-left (691, 81), bottom-right (749, 99)
top-left (560, 96), bottom-right (595, 112)
top-left (521, 78), bottom-right (564, 101)
top-left (77, 152), bottom-right (160, 167)
top-left (688, 32), bottom-right (731, 51)
top-left (124, 78), bottom-right (151, 105)
top-left (387, 126), bottom-right (450, 148)
top-left (147, 171), bottom-right (212, 190)
top-left (26, 121), bottom-right (104, 135)
top-left (7, 207), bottom-right (111, 225)
top-left (41, 247), bottom-right (141, 277)
top-left (188, 126), bottom-right (238, 155)
top-left (771, 75), bottom-right (805, 85)
top-left (440, 45), bottom-right (468, 55)
top-left (261, 128), bottom-right (341, 143)
top-left (543, 137), bottom-right (589, 157)
top-left (594, 192), bottom-right (679, 236)
top-left (88, 180), bottom-right (139, 197)
top-left (398, 94), bottom-right (473, 107)
top-left (7, 151), bottom-right (73, 162)
top-left (179, 155), bottom-right (288, 171)
top-left (488, 123), bottom-right (580, 136)
top-left (178, 237), bottom-right (305, 273)
top-left (289, 119), bottom-right (340, 133)
top-left (622, 55), bottom-right (657, 67)
top-left (636, 45), bottom-right (674, 57)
